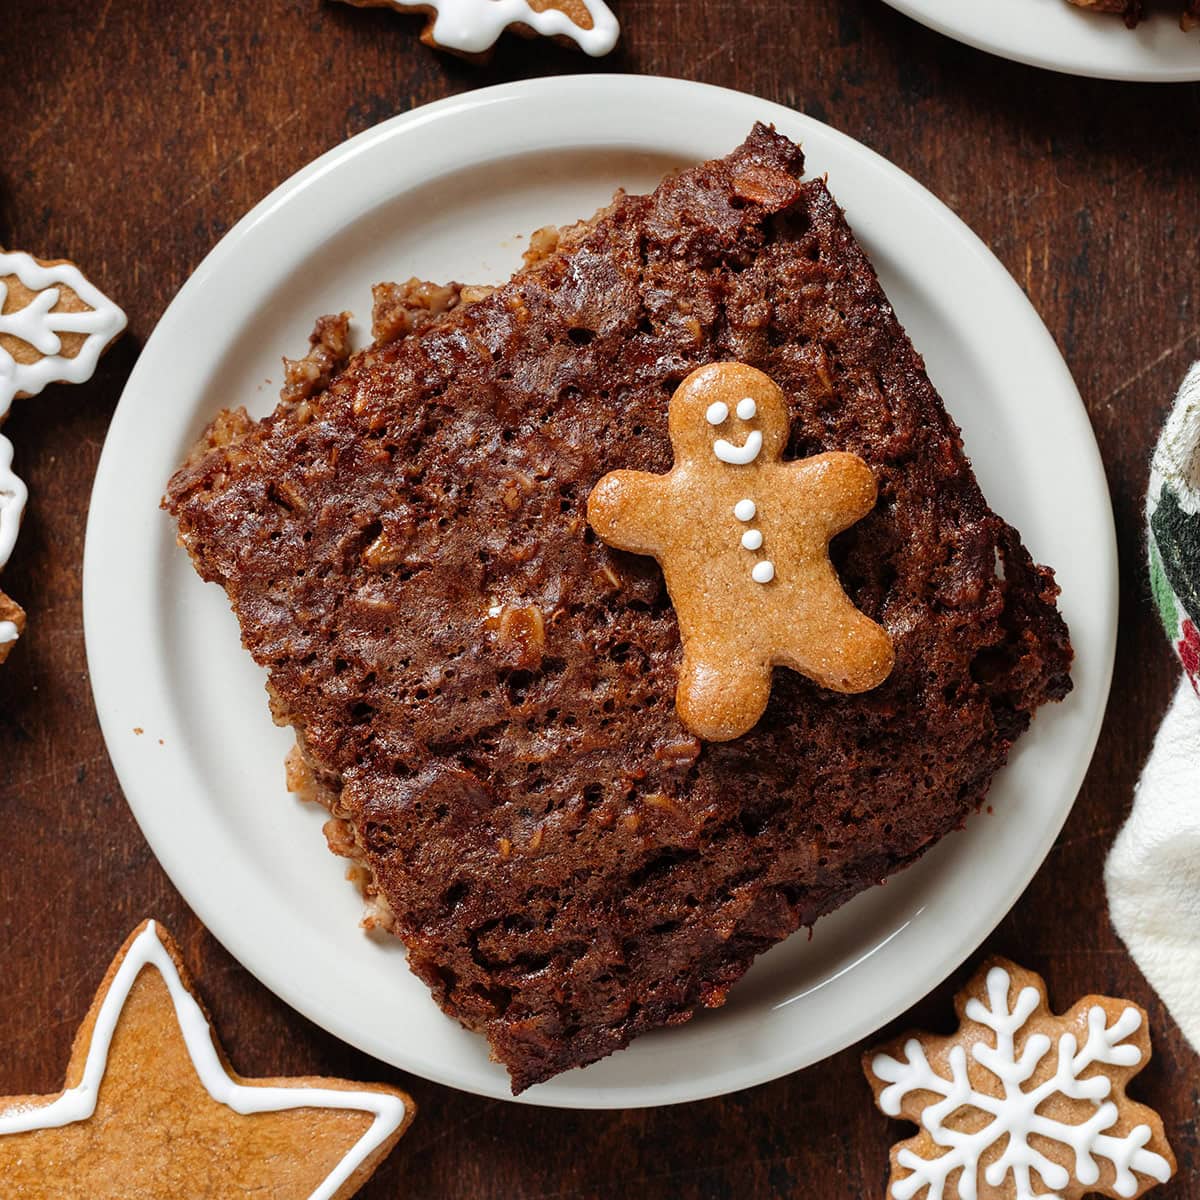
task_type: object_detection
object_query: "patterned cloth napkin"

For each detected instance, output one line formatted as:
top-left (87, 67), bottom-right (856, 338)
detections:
top-left (1106, 362), bottom-right (1200, 1055)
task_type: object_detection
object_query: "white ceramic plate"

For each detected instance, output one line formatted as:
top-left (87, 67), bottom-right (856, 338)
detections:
top-left (84, 76), bottom-right (1116, 1109)
top-left (883, 0), bottom-right (1200, 80)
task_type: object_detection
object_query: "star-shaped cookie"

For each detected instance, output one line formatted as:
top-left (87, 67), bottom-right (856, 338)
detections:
top-left (0, 920), bottom-right (414, 1199)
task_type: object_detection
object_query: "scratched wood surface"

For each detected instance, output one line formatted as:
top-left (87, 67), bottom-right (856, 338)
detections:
top-left (1, 1), bottom-right (1198, 1195)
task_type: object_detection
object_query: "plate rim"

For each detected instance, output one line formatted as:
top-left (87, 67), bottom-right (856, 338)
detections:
top-left (83, 74), bottom-right (1118, 1109)
top-left (882, 0), bottom-right (1200, 82)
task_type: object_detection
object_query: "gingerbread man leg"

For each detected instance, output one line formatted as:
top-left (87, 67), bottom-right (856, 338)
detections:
top-left (776, 452), bottom-right (894, 693)
top-left (676, 643), bottom-right (773, 743)
top-left (777, 569), bottom-right (895, 694)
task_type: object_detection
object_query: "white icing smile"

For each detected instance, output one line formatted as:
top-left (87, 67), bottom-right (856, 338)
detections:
top-left (713, 430), bottom-right (762, 465)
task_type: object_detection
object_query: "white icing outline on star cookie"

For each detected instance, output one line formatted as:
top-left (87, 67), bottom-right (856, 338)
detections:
top-left (0, 921), bottom-right (411, 1200)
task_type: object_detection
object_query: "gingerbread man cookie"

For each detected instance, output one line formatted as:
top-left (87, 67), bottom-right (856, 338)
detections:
top-left (864, 959), bottom-right (1175, 1200)
top-left (0, 920), bottom-right (413, 1199)
top-left (587, 362), bottom-right (894, 741)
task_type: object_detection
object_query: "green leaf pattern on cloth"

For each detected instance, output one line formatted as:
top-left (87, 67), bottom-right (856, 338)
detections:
top-left (1148, 539), bottom-right (1179, 643)
top-left (1147, 363), bottom-right (1200, 694)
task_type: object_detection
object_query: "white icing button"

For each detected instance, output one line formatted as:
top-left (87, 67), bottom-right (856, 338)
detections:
top-left (751, 561), bottom-right (775, 584)
top-left (736, 397), bottom-right (757, 420)
top-left (741, 529), bottom-right (763, 551)
top-left (705, 401), bottom-right (728, 425)
top-left (733, 499), bottom-right (756, 522)
top-left (0, 621), bottom-right (17, 644)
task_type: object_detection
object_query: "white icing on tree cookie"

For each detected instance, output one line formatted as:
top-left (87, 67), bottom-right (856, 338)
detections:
top-left (0, 251), bottom-right (126, 414)
top-left (0, 251), bottom-right (125, 653)
top-left (870, 966), bottom-right (1174, 1200)
top-left (0, 434), bottom-right (27, 571)
top-left (346, 0), bottom-right (619, 56)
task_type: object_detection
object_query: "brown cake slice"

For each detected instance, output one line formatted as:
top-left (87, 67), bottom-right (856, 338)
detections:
top-left (165, 125), bottom-right (1072, 1093)
top-left (1067, 0), bottom-right (1199, 26)
top-left (1068, 0), bottom-right (1144, 26)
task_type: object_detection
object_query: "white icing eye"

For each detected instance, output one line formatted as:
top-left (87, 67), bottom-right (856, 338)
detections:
top-left (751, 560), bottom-right (775, 584)
top-left (705, 401), bottom-right (728, 425)
top-left (733, 499), bottom-right (756, 522)
top-left (741, 529), bottom-right (763, 551)
top-left (736, 397), bottom-right (757, 420)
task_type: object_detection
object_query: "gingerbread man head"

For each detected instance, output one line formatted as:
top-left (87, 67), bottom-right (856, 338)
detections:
top-left (667, 361), bottom-right (791, 469)
top-left (588, 362), bottom-right (894, 741)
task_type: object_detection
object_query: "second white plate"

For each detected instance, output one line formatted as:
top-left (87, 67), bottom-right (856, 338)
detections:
top-left (84, 76), bottom-right (1117, 1108)
top-left (884, 0), bottom-right (1200, 81)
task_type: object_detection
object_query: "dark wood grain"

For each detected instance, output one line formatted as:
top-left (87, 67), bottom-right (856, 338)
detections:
top-left (2, 1), bottom-right (1198, 1195)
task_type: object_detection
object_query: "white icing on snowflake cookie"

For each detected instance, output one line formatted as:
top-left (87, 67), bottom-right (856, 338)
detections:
top-left (864, 958), bottom-right (1176, 1200)
top-left (337, 0), bottom-right (619, 57)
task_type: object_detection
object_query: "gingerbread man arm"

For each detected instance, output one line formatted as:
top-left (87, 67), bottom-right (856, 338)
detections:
top-left (785, 452), bottom-right (881, 534)
top-left (586, 469), bottom-right (680, 556)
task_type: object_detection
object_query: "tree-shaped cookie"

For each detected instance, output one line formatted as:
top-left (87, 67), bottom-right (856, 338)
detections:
top-left (335, 0), bottom-right (618, 57)
top-left (0, 248), bottom-right (125, 661)
top-left (0, 920), bottom-right (413, 1198)
top-left (587, 362), bottom-right (894, 741)
top-left (864, 958), bottom-right (1176, 1200)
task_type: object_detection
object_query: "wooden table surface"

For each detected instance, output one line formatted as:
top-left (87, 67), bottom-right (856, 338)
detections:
top-left (2, 1), bottom-right (1198, 1195)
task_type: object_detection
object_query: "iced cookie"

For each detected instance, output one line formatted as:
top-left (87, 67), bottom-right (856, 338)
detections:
top-left (0, 589), bottom-right (25, 666)
top-left (864, 958), bottom-right (1175, 1200)
top-left (0, 248), bottom-right (126, 661)
top-left (588, 362), bottom-right (895, 741)
top-left (335, 0), bottom-right (619, 57)
top-left (0, 920), bottom-right (414, 1199)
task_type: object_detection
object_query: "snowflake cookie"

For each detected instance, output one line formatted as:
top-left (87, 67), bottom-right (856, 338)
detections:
top-left (0, 248), bottom-right (125, 660)
top-left (0, 920), bottom-right (414, 1198)
top-left (336, 0), bottom-right (619, 58)
top-left (864, 959), bottom-right (1176, 1200)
